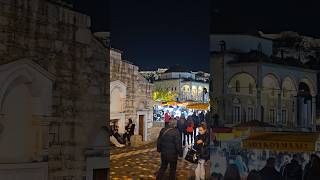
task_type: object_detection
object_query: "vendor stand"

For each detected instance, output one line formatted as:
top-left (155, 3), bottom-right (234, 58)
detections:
top-left (153, 101), bottom-right (210, 121)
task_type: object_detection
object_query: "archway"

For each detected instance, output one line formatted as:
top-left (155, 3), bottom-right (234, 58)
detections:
top-left (297, 82), bottom-right (312, 127)
top-left (228, 72), bottom-right (256, 95)
top-left (110, 81), bottom-right (127, 134)
top-left (0, 79), bottom-right (35, 163)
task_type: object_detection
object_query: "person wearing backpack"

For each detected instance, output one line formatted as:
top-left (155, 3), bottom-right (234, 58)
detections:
top-left (177, 115), bottom-right (187, 146)
top-left (156, 120), bottom-right (182, 180)
top-left (186, 115), bottom-right (195, 146)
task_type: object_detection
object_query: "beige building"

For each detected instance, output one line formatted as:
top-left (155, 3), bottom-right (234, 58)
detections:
top-left (153, 65), bottom-right (210, 102)
top-left (211, 34), bottom-right (319, 131)
top-left (110, 48), bottom-right (154, 142)
top-left (0, 0), bottom-right (109, 180)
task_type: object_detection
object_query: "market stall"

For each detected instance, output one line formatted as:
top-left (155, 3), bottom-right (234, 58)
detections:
top-left (153, 101), bottom-right (209, 121)
top-left (242, 131), bottom-right (320, 152)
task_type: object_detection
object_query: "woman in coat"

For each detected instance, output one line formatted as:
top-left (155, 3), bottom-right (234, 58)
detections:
top-left (194, 123), bottom-right (210, 180)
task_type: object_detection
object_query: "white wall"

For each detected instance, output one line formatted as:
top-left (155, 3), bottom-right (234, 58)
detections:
top-left (210, 34), bottom-right (273, 56)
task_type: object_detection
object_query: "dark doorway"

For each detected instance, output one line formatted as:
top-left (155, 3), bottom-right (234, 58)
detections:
top-left (93, 168), bottom-right (108, 180)
top-left (139, 115), bottom-right (144, 141)
top-left (297, 82), bottom-right (312, 127)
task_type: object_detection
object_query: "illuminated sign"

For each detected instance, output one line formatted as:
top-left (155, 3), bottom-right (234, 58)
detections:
top-left (242, 140), bottom-right (315, 152)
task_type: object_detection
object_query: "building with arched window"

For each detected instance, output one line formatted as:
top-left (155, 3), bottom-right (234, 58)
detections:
top-left (210, 34), bottom-right (320, 131)
top-left (153, 65), bottom-right (210, 102)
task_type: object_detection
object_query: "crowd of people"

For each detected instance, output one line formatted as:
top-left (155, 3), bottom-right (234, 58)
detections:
top-left (156, 110), bottom-right (210, 180)
top-left (210, 153), bottom-right (320, 180)
top-left (164, 110), bottom-right (207, 146)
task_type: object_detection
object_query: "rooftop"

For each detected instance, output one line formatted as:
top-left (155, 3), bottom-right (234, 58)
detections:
top-left (164, 64), bottom-right (191, 73)
top-left (221, 50), bottom-right (320, 70)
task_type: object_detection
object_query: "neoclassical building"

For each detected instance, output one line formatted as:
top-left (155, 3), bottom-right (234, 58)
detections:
top-left (153, 65), bottom-right (210, 102)
top-left (110, 48), bottom-right (154, 141)
top-left (210, 34), bottom-right (320, 131)
top-left (0, 0), bottom-right (109, 180)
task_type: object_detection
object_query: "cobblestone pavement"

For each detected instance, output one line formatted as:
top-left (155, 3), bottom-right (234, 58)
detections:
top-left (110, 143), bottom-right (195, 180)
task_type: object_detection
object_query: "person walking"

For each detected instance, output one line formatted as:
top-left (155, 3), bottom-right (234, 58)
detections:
top-left (186, 115), bottom-right (195, 146)
top-left (247, 170), bottom-right (262, 180)
top-left (164, 110), bottom-right (171, 128)
top-left (123, 118), bottom-right (135, 146)
top-left (199, 111), bottom-right (205, 123)
top-left (280, 155), bottom-right (291, 176)
top-left (177, 115), bottom-right (187, 146)
top-left (283, 154), bottom-right (303, 180)
top-left (234, 155), bottom-right (248, 179)
top-left (192, 112), bottom-right (200, 140)
top-left (156, 120), bottom-right (182, 180)
top-left (194, 123), bottom-right (210, 180)
top-left (223, 164), bottom-right (241, 180)
top-left (259, 157), bottom-right (282, 180)
top-left (303, 154), bottom-right (320, 180)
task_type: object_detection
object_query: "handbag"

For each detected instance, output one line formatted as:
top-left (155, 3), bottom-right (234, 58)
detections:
top-left (184, 148), bottom-right (199, 164)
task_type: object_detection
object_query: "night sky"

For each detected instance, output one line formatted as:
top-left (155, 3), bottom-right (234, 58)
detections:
top-left (73, 0), bottom-right (109, 32)
top-left (73, 0), bottom-right (320, 71)
top-left (109, 0), bottom-right (210, 71)
top-left (212, 0), bottom-right (320, 37)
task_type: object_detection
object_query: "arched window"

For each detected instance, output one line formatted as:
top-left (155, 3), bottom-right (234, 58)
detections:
top-left (249, 83), bottom-right (253, 94)
top-left (236, 80), bottom-right (240, 92)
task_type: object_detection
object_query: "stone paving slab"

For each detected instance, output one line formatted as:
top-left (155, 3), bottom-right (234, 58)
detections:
top-left (110, 143), bottom-right (195, 180)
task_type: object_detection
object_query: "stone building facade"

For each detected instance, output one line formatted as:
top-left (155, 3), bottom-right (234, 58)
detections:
top-left (153, 65), bottom-right (209, 102)
top-left (210, 34), bottom-right (319, 131)
top-left (0, 0), bottom-right (109, 180)
top-left (110, 48), bottom-right (154, 142)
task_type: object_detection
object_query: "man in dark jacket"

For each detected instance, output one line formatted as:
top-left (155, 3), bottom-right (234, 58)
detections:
top-left (192, 112), bottom-right (200, 141)
top-left (198, 111), bottom-right (205, 123)
top-left (303, 154), bottom-right (320, 180)
top-left (283, 154), bottom-right (303, 180)
top-left (177, 115), bottom-right (187, 146)
top-left (260, 157), bottom-right (282, 180)
top-left (156, 120), bottom-right (182, 180)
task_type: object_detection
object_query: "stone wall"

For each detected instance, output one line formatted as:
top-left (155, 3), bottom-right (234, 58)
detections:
top-left (110, 48), bottom-right (154, 141)
top-left (0, 0), bottom-right (108, 179)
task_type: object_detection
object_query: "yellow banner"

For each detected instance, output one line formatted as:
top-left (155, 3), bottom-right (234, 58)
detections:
top-left (215, 133), bottom-right (235, 141)
top-left (242, 140), bottom-right (315, 152)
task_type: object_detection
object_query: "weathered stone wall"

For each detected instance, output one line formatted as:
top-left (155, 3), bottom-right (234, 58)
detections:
top-left (110, 48), bottom-right (154, 141)
top-left (0, 0), bottom-right (108, 179)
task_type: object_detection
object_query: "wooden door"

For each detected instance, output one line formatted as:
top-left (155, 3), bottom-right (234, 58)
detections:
top-left (139, 115), bottom-right (144, 141)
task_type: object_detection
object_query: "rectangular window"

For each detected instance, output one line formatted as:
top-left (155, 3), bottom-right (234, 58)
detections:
top-left (248, 107), bottom-right (254, 121)
top-left (282, 109), bottom-right (287, 124)
top-left (233, 106), bottom-right (241, 123)
top-left (269, 109), bottom-right (276, 124)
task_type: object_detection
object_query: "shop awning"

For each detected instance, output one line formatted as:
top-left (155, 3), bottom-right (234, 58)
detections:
top-left (186, 103), bottom-right (209, 110)
top-left (242, 131), bottom-right (320, 152)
